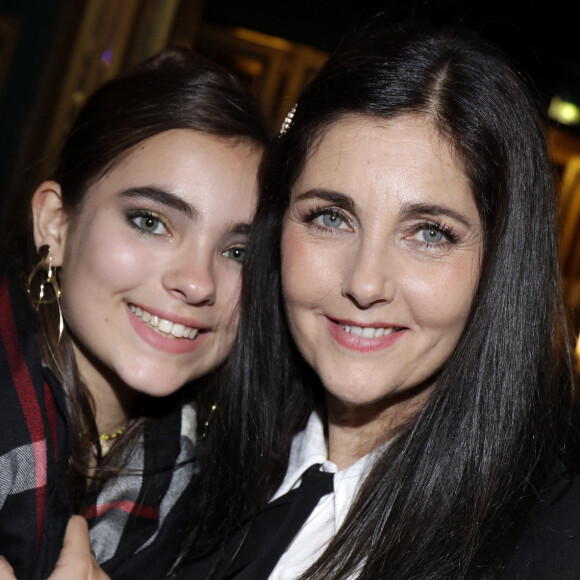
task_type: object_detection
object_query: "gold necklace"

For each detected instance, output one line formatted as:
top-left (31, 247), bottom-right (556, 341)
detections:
top-left (90, 425), bottom-right (127, 456)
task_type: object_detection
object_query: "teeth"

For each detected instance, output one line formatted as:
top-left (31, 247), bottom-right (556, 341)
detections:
top-left (350, 326), bottom-right (363, 337)
top-left (171, 324), bottom-right (185, 337)
top-left (339, 323), bottom-right (395, 339)
top-left (158, 319), bottom-right (173, 333)
top-left (129, 304), bottom-right (199, 340)
top-left (361, 327), bottom-right (375, 338)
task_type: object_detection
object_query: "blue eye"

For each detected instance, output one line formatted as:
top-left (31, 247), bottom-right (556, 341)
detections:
top-left (223, 245), bottom-right (245, 263)
top-left (319, 211), bottom-right (344, 229)
top-left (304, 206), bottom-right (351, 233)
top-left (420, 226), bottom-right (444, 244)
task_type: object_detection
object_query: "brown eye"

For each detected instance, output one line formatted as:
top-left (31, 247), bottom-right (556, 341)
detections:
top-left (143, 217), bottom-right (159, 231)
top-left (134, 215), bottom-right (164, 234)
top-left (224, 245), bottom-right (245, 263)
top-left (126, 209), bottom-right (169, 236)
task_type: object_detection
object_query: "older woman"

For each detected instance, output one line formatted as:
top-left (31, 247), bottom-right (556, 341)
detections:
top-left (179, 20), bottom-right (579, 580)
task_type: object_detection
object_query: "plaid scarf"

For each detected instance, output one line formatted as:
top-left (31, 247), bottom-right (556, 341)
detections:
top-left (0, 258), bottom-right (198, 579)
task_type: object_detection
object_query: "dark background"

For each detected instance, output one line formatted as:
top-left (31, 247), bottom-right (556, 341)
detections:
top-left (0, 0), bottom-right (66, 213)
top-left (1, 0), bottom-right (580, 212)
top-left (203, 0), bottom-right (580, 113)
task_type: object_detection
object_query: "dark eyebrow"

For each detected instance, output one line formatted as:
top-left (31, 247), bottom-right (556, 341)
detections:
top-left (399, 202), bottom-right (474, 228)
top-left (293, 188), bottom-right (357, 214)
top-left (121, 186), bottom-right (253, 236)
top-left (296, 191), bottom-right (475, 228)
top-left (119, 187), bottom-right (198, 220)
top-left (232, 223), bottom-right (252, 235)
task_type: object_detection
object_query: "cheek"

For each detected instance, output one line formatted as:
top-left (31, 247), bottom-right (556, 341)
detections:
top-left (94, 233), bottom-right (152, 280)
top-left (214, 267), bottom-right (243, 330)
top-left (60, 226), bottom-right (148, 314)
top-left (212, 286), bottom-right (242, 361)
top-left (405, 260), bottom-right (477, 334)
top-left (281, 228), bottom-right (338, 311)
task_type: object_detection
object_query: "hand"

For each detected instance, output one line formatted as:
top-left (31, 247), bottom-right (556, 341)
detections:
top-left (0, 517), bottom-right (110, 580)
top-left (47, 516), bottom-right (110, 579)
top-left (0, 556), bottom-right (15, 579)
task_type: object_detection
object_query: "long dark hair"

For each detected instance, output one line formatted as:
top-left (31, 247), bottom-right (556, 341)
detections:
top-left (189, 21), bottom-right (575, 579)
top-left (21, 47), bottom-right (271, 506)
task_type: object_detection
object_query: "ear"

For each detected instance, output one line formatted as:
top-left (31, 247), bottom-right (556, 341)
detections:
top-left (31, 181), bottom-right (68, 267)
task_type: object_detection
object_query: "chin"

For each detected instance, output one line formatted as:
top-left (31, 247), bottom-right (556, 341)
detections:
top-left (122, 372), bottom-right (190, 398)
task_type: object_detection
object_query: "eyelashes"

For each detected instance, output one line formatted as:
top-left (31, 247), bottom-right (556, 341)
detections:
top-left (125, 209), bottom-right (170, 236)
top-left (411, 220), bottom-right (459, 246)
top-left (222, 244), bottom-right (246, 263)
top-left (303, 206), bottom-right (351, 232)
top-left (123, 208), bottom-right (248, 264)
top-left (300, 205), bottom-right (460, 248)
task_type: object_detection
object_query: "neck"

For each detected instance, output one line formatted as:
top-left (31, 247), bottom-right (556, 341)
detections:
top-left (326, 385), bottom-right (432, 470)
top-left (71, 341), bottom-right (138, 434)
top-left (92, 385), bottom-right (133, 434)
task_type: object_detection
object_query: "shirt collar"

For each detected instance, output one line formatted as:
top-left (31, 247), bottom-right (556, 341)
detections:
top-left (271, 410), bottom-right (380, 507)
top-left (271, 410), bottom-right (330, 500)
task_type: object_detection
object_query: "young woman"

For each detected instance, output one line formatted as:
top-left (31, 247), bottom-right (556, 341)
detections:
top-left (0, 47), bottom-right (270, 580)
top-left (176, 21), bottom-right (579, 579)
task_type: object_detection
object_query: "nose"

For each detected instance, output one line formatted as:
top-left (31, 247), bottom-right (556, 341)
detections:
top-left (162, 249), bottom-right (217, 306)
top-left (341, 239), bottom-right (395, 309)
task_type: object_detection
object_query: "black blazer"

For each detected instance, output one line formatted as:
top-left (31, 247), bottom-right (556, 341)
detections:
top-left (501, 469), bottom-right (580, 579)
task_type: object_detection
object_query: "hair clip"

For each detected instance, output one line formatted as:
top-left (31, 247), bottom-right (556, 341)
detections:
top-left (279, 104), bottom-right (297, 136)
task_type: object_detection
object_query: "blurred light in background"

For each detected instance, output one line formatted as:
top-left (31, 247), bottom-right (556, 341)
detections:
top-left (549, 95), bottom-right (580, 127)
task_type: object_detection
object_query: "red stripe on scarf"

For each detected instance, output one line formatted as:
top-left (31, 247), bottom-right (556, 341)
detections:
top-left (81, 500), bottom-right (160, 520)
top-left (0, 278), bottom-right (47, 555)
top-left (44, 382), bottom-right (59, 462)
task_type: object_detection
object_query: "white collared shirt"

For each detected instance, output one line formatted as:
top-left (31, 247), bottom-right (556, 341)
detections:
top-left (269, 411), bottom-right (377, 580)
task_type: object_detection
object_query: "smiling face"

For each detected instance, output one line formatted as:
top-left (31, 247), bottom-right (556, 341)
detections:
top-left (36, 129), bottom-right (260, 401)
top-left (281, 115), bottom-right (482, 432)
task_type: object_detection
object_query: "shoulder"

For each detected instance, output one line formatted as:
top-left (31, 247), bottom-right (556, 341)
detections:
top-left (502, 469), bottom-right (580, 579)
top-left (0, 257), bottom-right (71, 580)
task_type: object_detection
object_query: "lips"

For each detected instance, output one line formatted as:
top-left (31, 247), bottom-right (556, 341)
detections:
top-left (327, 317), bottom-right (407, 352)
top-left (128, 304), bottom-right (199, 339)
top-left (127, 303), bottom-right (209, 355)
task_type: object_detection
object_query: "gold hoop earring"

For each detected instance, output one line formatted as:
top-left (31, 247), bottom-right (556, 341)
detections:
top-left (28, 244), bottom-right (64, 342)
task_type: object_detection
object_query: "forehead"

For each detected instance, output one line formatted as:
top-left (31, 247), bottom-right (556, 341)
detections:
top-left (113, 129), bottom-right (258, 178)
top-left (294, 114), bottom-right (475, 213)
top-left (88, 129), bottom-right (259, 201)
top-left (67, 129), bottom-right (261, 235)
